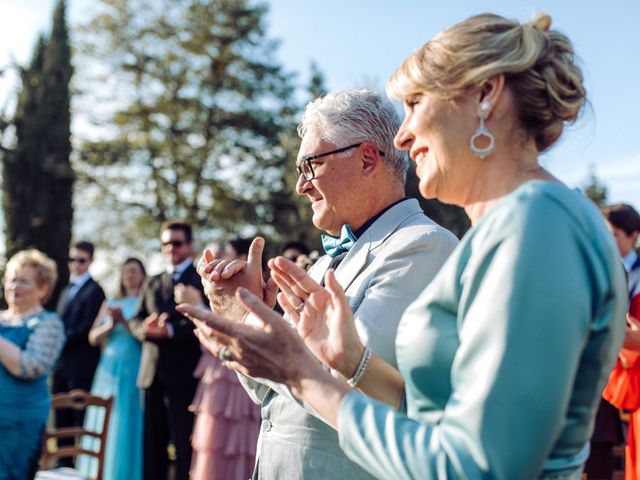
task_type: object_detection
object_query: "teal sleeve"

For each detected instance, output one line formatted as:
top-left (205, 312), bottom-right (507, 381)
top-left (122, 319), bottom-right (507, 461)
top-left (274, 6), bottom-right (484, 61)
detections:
top-left (338, 204), bottom-right (607, 479)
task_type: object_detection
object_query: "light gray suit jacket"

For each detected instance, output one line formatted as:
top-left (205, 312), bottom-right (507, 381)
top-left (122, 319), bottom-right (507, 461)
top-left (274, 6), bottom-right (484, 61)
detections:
top-left (240, 198), bottom-right (459, 479)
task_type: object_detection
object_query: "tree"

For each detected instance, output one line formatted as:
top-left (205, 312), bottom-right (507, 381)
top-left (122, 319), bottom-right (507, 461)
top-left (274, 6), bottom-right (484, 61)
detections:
top-left (264, 62), bottom-right (330, 255)
top-left (74, 0), bottom-right (303, 253)
top-left (582, 166), bottom-right (608, 208)
top-left (1, 0), bottom-right (74, 307)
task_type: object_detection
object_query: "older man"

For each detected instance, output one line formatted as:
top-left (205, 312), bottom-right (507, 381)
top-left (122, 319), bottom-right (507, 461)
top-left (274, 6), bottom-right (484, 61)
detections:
top-left (197, 89), bottom-right (458, 479)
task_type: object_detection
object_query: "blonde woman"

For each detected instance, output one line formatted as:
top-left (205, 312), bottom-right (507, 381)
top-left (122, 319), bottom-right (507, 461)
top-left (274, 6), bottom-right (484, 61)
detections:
top-left (184, 13), bottom-right (627, 479)
top-left (0, 249), bottom-right (64, 479)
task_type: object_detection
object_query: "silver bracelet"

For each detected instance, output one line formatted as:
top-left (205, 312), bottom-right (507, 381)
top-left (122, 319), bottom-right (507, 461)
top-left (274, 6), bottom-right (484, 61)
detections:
top-left (346, 347), bottom-right (372, 388)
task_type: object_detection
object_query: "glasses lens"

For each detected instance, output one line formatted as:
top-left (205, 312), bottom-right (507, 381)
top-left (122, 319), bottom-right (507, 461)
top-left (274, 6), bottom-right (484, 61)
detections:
top-left (297, 161), bottom-right (312, 180)
top-left (68, 258), bottom-right (88, 264)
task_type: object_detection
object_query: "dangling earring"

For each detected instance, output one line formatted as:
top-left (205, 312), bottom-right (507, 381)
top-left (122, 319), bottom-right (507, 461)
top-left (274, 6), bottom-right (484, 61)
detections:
top-left (469, 101), bottom-right (495, 159)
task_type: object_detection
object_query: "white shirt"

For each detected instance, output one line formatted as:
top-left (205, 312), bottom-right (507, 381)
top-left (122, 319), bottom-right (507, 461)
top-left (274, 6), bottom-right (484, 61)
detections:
top-left (167, 257), bottom-right (194, 282)
top-left (68, 271), bottom-right (92, 300)
top-left (623, 250), bottom-right (638, 273)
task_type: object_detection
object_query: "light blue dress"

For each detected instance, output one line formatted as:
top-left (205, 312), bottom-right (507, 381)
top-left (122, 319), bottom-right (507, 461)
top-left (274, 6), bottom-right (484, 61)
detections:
top-left (337, 181), bottom-right (628, 479)
top-left (0, 310), bottom-right (64, 480)
top-left (77, 296), bottom-right (142, 480)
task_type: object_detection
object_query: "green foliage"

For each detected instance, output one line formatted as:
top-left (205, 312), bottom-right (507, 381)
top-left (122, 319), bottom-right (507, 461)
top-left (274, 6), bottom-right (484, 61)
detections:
top-left (582, 168), bottom-right (608, 208)
top-left (74, 0), bottom-right (315, 253)
top-left (2, 0), bottom-right (74, 307)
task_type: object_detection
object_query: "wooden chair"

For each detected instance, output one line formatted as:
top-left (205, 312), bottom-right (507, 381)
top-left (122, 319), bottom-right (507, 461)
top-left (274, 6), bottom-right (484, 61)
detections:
top-left (37, 389), bottom-right (113, 480)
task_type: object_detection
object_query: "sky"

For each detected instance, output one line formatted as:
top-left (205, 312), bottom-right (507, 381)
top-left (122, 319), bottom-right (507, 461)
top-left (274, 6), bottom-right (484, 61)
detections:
top-left (1, 0), bottom-right (639, 214)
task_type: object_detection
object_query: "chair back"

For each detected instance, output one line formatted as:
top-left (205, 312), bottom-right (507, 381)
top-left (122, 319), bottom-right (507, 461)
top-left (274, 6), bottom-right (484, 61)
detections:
top-left (40, 389), bottom-right (113, 480)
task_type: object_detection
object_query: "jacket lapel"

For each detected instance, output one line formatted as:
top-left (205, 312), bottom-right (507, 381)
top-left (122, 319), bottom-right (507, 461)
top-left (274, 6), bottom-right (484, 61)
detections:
top-left (333, 198), bottom-right (422, 292)
top-left (56, 285), bottom-right (72, 316)
top-left (162, 271), bottom-right (173, 302)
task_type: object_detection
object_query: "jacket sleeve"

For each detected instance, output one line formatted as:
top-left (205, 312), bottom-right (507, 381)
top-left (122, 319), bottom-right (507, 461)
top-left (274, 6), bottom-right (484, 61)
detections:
top-left (64, 283), bottom-right (106, 346)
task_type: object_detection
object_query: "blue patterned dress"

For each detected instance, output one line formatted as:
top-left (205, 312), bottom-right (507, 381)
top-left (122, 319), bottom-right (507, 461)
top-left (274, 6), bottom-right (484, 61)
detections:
top-left (0, 310), bottom-right (64, 480)
top-left (77, 296), bottom-right (143, 480)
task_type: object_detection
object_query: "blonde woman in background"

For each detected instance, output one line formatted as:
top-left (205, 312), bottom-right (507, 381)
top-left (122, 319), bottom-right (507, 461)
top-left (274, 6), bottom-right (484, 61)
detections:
top-left (0, 249), bottom-right (64, 479)
top-left (78, 257), bottom-right (147, 480)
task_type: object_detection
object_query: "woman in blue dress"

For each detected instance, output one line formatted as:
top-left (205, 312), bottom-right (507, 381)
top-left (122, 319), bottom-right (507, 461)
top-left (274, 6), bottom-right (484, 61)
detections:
top-left (0, 249), bottom-right (64, 480)
top-left (183, 12), bottom-right (628, 479)
top-left (78, 257), bottom-right (146, 480)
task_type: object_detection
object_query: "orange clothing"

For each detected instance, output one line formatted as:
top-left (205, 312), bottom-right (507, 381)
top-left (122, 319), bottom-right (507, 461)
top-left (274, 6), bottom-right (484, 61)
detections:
top-left (603, 296), bottom-right (640, 480)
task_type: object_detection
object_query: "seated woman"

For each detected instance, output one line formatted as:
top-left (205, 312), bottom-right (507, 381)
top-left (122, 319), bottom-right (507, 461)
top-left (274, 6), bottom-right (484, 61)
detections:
top-left (77, 258), bottom-right (147, 480)
top-left (0, 249), bottom-right (64, 479)
top-left (182, 12), bottom-right (628, 479)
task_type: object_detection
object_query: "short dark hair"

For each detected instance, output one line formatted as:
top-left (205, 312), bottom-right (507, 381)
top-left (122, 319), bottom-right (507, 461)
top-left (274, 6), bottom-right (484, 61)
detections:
top-left (602, 204), bottom-right (640, 236)
top-left (283, 241), bottom-right (310, 256)
top-left (227, 238), bottom-right (252, 258)
top-left (160, 220), bottom-right (193, 243)
top-left (73, 241), bottom-right (95, 258)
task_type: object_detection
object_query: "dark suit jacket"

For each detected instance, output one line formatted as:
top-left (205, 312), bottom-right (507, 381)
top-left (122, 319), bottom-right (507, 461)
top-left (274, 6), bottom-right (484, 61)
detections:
top-left (55, 277), bottom-right (105, 380)
top-left (132, 263), bottom-right (203, 391)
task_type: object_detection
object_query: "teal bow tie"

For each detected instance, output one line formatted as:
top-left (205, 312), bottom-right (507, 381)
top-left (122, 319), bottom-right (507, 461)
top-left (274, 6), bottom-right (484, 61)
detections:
top-left (321, 224), bottom-right (357, 258)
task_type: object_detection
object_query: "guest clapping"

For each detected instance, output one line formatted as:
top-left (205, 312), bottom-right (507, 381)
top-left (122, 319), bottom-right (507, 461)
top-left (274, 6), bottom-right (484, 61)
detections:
top-left (77, 258), bottom-right (147, 480)
top-left (180, 12), bottom-right (627, 479)
top-left (0, 249), bottom-right (64, 479)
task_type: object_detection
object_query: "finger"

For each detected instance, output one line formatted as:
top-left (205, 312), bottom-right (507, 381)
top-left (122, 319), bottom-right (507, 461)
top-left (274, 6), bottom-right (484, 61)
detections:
top-left (208, 259), bottom-right (234, 281)
top-left (177, 303), bottom-right (240, 338)
top-left (199, 258), bottom-right (230, 281)
top-left (220, 359), bottom-right (252, 377)
top-left (325, 269), bottom-right (349, 315)
top-left (277, 291), bottom-right (300, 325)
top-left (271, 270), bottom-right (304, 313)
top-left (196, 249), bottom-right (215, 277)
top-left (236, 288), bottom-right (286, 330)
top-left (219, 259), bottom-right (247, 280)
top-left (628, 313), bottom-right (640, 330)
top-left (246, 237), bottom-right (265, 270)
top-left (263, 276), bottom-right (278, 309)
top-left (158, 312), bottom-right (169, 327)
top-left (195, 329), bottom-right (227, 357)
top-left (305, 288), bottom-right (330, 316)
top-left (192, 318), bottom-right (213, 337)
top-left (272, 256), bottom-right (320, 297)
top-left (297, 299), bottom-right (322, 338)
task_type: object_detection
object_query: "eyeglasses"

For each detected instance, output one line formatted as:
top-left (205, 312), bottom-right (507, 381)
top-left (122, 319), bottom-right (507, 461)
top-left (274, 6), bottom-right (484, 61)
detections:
top-left (296, 142), bottom-right (385, 181)
top-left (162, 240), bottom-right (185, 248)
top-left (68, 257), bottom-right (89, 264)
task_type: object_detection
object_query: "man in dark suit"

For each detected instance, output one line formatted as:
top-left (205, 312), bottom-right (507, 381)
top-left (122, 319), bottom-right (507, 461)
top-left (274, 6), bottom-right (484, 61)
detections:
top-left (130, 220), bottom-right (204, 480)
top-left (53, 240), bottom-right (106, 463)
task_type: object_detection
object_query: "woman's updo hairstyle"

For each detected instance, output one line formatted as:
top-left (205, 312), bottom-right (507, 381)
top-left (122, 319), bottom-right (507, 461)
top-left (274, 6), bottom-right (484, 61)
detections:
top-left (387, 13), bottom-right (586, 152)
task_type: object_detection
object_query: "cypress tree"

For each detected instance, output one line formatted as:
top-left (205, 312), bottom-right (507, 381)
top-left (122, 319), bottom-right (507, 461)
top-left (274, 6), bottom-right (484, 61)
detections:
top-left (3, 0), bottom-right (74, 307)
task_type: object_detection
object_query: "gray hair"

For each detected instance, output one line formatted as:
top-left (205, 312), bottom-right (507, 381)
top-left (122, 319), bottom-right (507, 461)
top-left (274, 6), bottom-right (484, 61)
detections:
top-left (297, 88), bottom-right (407, 183)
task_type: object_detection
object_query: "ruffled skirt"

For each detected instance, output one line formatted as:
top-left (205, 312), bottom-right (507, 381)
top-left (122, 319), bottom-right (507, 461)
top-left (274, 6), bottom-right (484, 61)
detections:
top-left (190, 352), bottom-right (260, 480)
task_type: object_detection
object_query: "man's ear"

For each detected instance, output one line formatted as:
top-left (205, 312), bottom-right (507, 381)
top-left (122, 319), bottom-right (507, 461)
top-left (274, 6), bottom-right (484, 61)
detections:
top-left (361, 143), bottom-right (382, 176)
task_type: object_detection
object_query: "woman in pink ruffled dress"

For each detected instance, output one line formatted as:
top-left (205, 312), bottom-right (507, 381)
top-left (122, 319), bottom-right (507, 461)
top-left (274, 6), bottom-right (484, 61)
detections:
top-left (189, 240), bottom-right (260, 479)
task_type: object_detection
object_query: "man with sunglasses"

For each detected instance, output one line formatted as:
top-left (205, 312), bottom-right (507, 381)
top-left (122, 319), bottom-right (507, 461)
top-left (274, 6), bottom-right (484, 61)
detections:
top-left (194, 89), bottom-right (459, 479)
top-left (130, 220), bottom-right (204, 480)
top-left (53, 240), bottom-right (105, 465)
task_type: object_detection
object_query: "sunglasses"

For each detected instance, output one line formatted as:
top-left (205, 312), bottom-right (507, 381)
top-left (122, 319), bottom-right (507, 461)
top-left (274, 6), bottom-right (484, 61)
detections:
top-left (162, 240), bottom-right (185, 248)
top-left (68, 257), bottom-right (89, 264)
